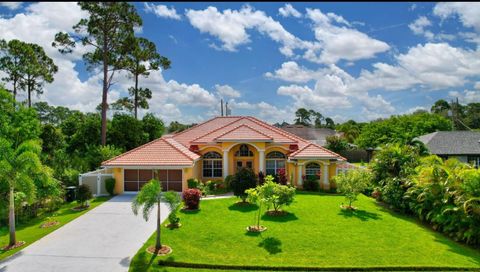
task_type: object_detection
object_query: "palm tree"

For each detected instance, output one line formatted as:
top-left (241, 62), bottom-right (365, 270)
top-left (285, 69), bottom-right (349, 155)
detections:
top-left (0, 138), bottom-right (42, 247)
top-left (131, 179), bottom-right (166, 251)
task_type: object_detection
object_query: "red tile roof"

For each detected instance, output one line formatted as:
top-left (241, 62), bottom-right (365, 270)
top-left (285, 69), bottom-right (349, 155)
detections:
top-left (102, 116), bottom-right (344, 167)
top-left (289, 143), bottom-right (346, 161)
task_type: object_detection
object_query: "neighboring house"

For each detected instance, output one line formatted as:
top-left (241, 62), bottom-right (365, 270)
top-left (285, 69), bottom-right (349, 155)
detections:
top-left (98, 116), bottom-right (347, 194)
top-left (279, 125), bottom-right (340, 146)
top-left (417, 131), bottom-right (480, 167)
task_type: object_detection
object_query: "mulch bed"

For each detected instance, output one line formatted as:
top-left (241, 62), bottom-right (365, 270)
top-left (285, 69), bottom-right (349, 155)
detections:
top-left (146, 245), bottom-right (172, 256)
top-left (1, 241), bottom-right (26, 251)
top-left (165, 223), bottom-right (182, 229)
top-left (265, 210), bottom-right (288, 216)
top-left (71, 206), bottom-right (89, 211)
top-left (246, 225), bottom-right (267, 232)
top-left (40, 221), bottom-right (60, 229)
top-left (340, 205), bottom-right (357, 211)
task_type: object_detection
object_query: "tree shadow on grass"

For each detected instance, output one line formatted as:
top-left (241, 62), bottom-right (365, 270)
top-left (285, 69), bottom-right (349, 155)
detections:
top-left (258, 237), bottom-right (282, 255)
top-left (228, 203), bottom-right (258, 213)
top-left (261, 212), bottom-right (298, 222)
top-left (180, 209), bottom-right (200, 215)
top-left (339, 208), bottom-right (381, 221)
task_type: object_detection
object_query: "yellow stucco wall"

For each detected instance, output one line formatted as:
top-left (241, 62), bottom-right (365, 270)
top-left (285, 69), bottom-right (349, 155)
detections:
top-left (113, 168), bottom-right (124, 194)
top-left (182, 167), bottom-right (194, 190)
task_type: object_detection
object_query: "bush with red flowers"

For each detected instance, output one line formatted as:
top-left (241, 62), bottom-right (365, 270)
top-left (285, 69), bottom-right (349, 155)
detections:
top-left (277, 168), bottom-right (288, 185)
top-left (182, 188), bottom-right (202, 210)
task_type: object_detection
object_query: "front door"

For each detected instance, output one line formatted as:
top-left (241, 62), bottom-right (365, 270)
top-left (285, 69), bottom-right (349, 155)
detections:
top-left (235, 160), bottom-right (253, 172)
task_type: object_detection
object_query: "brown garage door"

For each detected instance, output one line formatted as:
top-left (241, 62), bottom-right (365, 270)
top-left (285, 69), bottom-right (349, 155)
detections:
top-left (124, 169), bottom-right (182, 192)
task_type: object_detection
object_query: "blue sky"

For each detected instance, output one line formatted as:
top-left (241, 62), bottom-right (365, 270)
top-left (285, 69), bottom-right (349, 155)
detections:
top-left (1, 2), bottom-right (479, 124)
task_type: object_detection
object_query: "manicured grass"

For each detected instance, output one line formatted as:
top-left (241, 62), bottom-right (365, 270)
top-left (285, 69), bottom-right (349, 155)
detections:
top-left (130, 193), bottom-right (480, 271)
top-left (0, 196), bottom-right (110, 260)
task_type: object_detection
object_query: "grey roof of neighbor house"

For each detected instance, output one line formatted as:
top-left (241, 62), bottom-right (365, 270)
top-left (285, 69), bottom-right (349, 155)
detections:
top-left (416, 131), bottom-right (480, 155)
top-left (279, 125), bottom-right (339, 146)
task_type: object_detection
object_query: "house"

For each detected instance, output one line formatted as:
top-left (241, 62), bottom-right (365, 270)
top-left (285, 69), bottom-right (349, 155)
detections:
top-left (417, 131), bottom-right (480, 167)
top-left (278, 125), bottom-right (339, 146)
top-left (100, 116), bottom-right (347, 194)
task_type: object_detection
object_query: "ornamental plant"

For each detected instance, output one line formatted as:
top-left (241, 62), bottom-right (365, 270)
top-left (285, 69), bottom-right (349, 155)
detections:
top-left (277, 169), bottom-right (288, 185)
top-left (334, 169), bottom-right (371, 210)
top-left (163, 191), bottom-right (181, 226)
top-left (231, 167), bottom-right (257, 203)
top-left (77, 184), bottom-right (93, 208)
top-left (105, 178), bottom-right (115, 196)
top-left (259, 175), bottom-right (296, 213)
top-left (182, 188), bottom-right (201, 210)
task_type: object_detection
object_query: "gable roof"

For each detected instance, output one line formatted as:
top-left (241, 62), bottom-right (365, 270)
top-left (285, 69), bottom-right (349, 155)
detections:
top-left (214, 124), bottom-right (273, 142)
top-left (416, 131), bottom-right (480, 155)
top-left (102, 136), bottom-right (200, 167)
top-left (102, 116), bottom-right (345, 167)
top-left (290, 143), bottom-right (346, 161)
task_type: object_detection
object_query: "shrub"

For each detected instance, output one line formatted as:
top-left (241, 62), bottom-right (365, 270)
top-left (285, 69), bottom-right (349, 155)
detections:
top-left (303, 175), bottom-right (320, 191)
top-left (258, 171), bottom-right (265, 185)
top-left (277, 169), bottom-right (288, 185)
top-left (163, 191), bottom-right (181, 226)
top-left (224, 175), bottom-right (235, 190)
top-left (259, 175), bottom-right (296, 212)
top-left (230, 167), bottom-right (258, 202)
top-left (183, 188), bottom-right (201, 210)
top-left (334, 169), bottom-right (371, 209)
top-left (105, 178), bottom-right (115, 196)
top-left (77, 184), bottom-right (92, 208)
top-left (187, 178), bottom-right (199, 189)
top-left (206, 180), bottom-right (216, 192)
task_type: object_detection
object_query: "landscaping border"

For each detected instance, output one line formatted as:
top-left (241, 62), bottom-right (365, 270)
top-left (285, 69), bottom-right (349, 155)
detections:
top-left (157, 261), bottom-right (480, 271)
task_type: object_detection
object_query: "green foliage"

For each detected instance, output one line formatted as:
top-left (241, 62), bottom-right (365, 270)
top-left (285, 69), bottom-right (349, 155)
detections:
top-left (334, 169), bottom-right (371, 208)
top-left (325, 135), bottom-right (349, 153)
top-left (105, 178), bottom-right (116, 196)
top-left (257, 175), bottom-right (296, 212)
top-left (142, 113), bottom-right (164, 141)
top-left (163, 191), bottom-right (181, 226)
top-left (76, 184), bottom-right (92, 208)
top-left (231, 167), bottom-right (258, 202)
top-left (336, 120), bottom-right (361, 143)
top-left (355, 112), bottom-right (452, 148)
top-left (85, 144), bottom-right (123, 170)
top-left (224, 175), bottom-right (235, 190)
top-left (108, 113), bottom-right (148, 151)
top-left (0, 39), bottom-right (30, 101)
top-left (187, 178), bottom-right (199, 189)
top-left (303, 175), bottom-right (320, 191)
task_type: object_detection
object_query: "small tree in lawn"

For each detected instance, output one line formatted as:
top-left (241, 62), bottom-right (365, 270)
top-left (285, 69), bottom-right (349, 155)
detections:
top-left (132, 179), bottom-right (171, 254)
top-left (245, 187), bottom-right (267, 232)
top-left (334, 169), bottom-right (371, 210)
top-left (230, 167), bottom-right (257, 204)
top-left (260, 175), bottom-right (295, 215)
top-left (163, 191), bottom-right (181, 228)
top-left (76, 184), bottom-right (93, 209)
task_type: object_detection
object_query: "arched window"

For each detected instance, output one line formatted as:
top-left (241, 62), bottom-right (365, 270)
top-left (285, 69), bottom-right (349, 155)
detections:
top-left (203, 152), bottom-right (222, 178)
top-left (266, 151), bottom-right (286, 175)
top-left (305, 162), bottom-right (321, 178)
top-left (235, 144), bottom-right (253, 157)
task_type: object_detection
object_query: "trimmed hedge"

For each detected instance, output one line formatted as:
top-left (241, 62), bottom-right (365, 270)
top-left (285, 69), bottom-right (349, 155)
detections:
top-left (157, 261), bottom-right (478, 271)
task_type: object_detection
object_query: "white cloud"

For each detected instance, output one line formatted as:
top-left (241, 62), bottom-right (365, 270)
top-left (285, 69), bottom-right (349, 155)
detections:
top-left (229, 100), bottom-right (292, 123)
top-left (277, 84), bottom-right (351, 110)
top-left (278, 4), bottom-right (301, 18)
top-left (0, 2), bottom-right (22, 10)
top-left (265, 61), bottom-right (320, 83)
top-left (409, 16), bottom-right (434, 40)
top-left (144, 3), bottom-right (181, 20)
top-left (185, 5), bottom-right (301, 56)
top-left (475, 82), bottom-right (480, 90)
top-left (434, 2), bottom-right (480, 32)
top-left (303, 8), bottom-right (390, 64)
top-left (449, 89), bottom-right (480, 104)
top-left (215, 84), bottom-right (241, 98)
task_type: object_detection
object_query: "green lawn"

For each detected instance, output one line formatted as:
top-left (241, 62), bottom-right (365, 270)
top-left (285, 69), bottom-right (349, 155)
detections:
top-left (0, 196), bottom-right (110, 260)
top-left (130, 193), bottom-right (480, 271)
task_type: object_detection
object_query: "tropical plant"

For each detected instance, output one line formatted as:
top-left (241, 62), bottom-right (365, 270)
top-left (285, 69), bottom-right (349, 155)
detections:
top-left (182, 188), bottom-right (201, 210)
top-left (53, 2), bottom-right (142, 145)
top-left (105, 178), bottom-right (116, 196)
top-left (334, 169), bottom-right (371, 209)
top-left (325, 135), bottom-right (349, 153)
top-left (163, 191), bottom-right (181, 226)
top-left (230, 167), bottom-right (258, 203)
top-left (131, 179), bottom-right (165, 251)
top-left (76, 184), bottom-right (92, 208)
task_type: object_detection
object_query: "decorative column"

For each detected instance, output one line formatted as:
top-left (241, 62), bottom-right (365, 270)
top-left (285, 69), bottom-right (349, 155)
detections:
top-left (323, 162), bottom-right (330, 190)
top-left (297, 163), bottom-right (303, 187)
top-left (223, 150), bottom-right (229, 178)
top-left (259, 150), bottom-right (265, 174)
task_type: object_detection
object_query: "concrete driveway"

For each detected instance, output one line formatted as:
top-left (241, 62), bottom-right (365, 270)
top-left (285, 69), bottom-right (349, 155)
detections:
top-left (0, 194), bottom-right (170, 272)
